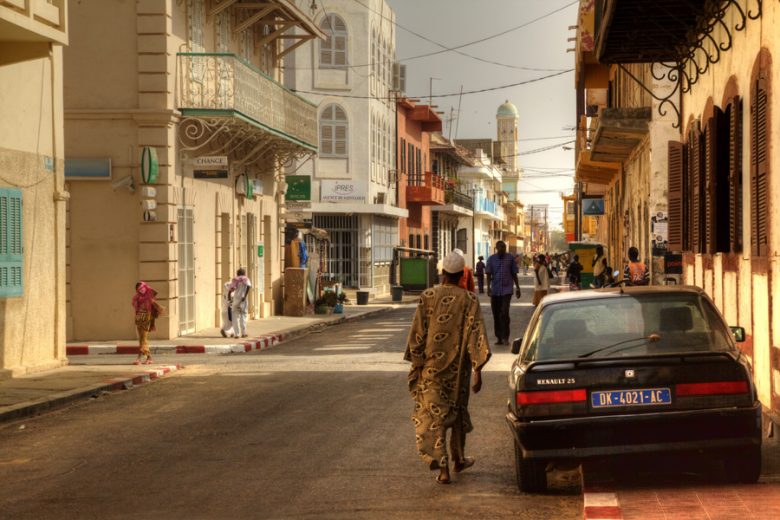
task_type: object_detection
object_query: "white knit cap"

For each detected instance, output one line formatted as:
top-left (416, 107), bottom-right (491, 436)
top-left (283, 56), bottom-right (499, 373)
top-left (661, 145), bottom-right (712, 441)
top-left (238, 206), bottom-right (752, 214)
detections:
top-left (452, 248), bottom-right (464, 257)
top-left (442, 251), bottom-right (466, 273)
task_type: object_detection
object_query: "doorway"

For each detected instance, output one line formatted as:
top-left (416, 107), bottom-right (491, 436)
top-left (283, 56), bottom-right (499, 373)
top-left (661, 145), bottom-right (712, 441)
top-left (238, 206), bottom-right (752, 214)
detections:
top-left (178, 207), bottom-right (196, 335)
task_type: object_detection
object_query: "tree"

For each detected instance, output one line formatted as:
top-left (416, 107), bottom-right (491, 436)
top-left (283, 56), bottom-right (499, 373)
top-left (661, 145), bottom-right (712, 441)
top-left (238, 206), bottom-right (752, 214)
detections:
top-left (549, 229), bottom-right (568, 251)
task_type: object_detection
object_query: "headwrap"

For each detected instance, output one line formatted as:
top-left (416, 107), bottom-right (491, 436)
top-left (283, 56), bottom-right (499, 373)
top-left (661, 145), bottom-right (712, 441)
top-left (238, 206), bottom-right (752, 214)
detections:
top-left (132, 282), bottom-right (157, 313)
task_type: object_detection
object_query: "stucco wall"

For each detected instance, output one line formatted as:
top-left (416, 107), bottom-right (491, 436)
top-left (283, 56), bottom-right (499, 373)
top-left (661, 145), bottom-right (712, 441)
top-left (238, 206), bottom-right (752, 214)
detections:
top-left (0, 44), bottom-right (66, 376)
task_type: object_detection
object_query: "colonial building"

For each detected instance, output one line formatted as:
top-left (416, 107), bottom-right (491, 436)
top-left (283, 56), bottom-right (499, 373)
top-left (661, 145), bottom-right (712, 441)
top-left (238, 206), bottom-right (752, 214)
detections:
top-left (0, 0), bottom-right (69, 375)
top-left (284, 0), bottom-right (403, 296)
top-left (588, 0), bottom-right (780, 423)
top-left (64, 0), bottom-right (324, 341)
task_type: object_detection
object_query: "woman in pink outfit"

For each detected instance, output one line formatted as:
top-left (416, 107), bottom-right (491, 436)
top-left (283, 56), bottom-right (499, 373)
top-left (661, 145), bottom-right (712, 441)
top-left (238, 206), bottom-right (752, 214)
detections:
top-left (132, 282), bottom-right (163, 365)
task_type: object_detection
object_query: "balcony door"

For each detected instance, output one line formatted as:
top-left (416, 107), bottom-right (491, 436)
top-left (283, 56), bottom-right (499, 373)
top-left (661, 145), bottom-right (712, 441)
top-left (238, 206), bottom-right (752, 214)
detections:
top-left (178, 207), bottom-right (196, 335)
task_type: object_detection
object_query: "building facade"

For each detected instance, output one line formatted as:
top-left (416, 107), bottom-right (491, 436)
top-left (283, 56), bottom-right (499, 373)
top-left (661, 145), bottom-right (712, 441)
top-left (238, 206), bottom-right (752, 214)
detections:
top-left (0, 0), bottom-right (69, 376)
top-left (588, 0), bottom-right (780, 423)
top-left (64, 0), bottom-right (323, 341)
top-left (285, 0), bottom-right (403, 295)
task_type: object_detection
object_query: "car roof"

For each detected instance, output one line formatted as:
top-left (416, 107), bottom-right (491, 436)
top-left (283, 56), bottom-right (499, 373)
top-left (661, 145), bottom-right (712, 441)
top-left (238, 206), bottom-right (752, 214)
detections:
top-left (540, 285), bottom-right (706, 307)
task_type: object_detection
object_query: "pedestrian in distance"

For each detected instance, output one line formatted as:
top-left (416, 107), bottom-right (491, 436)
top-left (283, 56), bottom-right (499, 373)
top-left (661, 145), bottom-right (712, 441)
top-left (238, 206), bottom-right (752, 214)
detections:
top-left (624, 246), bottom-right (649, 286)
top-left (475, 256), bottom-right (486, 294)
top-left (405, 251), bottom-right (491, 485)
top-left (485, 240), bottom-right (522, 345)
top-left (566, 254), bottom-right (583, 290)
top-left (592, 245), bottom-right (608, 288)
top-left (228, 267), bottom-right (252, 338)
top-left (453, 248), bottom-right (475, 293)
top-left (219, 281), bottom-right (234, 338)
top-left (132, 281), bottom-right (163, 365)
top-left (532, 255), bottom-right (552, 306)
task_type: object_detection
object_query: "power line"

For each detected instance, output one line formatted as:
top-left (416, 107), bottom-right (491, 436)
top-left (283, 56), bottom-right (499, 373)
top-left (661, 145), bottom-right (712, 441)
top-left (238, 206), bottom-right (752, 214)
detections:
top-left (351, 0), bottom-right (578, 71)
top-left (519, 134), bottom-right (575, 142)
top-left (291, 68), bottom-right (572, 99)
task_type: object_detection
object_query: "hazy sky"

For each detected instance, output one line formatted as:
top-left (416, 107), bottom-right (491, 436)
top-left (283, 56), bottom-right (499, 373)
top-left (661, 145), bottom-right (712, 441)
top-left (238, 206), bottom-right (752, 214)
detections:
top-left (385, 0), bottom-right (578, 227)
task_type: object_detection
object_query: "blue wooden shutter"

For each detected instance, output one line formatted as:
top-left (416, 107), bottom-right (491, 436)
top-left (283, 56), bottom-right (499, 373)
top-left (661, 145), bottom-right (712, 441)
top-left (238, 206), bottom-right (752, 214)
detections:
top-left (0, 188), bottom-right (23, 297)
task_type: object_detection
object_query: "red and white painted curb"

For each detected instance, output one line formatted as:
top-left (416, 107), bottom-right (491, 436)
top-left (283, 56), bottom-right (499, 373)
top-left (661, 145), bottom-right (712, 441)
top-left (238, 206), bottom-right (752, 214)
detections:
top-left (583, 486), bottom-right (622, 520)
top-left (66, 334), bottom-right (285, 356)
top-left (106, 364), bottom-right (183, 390)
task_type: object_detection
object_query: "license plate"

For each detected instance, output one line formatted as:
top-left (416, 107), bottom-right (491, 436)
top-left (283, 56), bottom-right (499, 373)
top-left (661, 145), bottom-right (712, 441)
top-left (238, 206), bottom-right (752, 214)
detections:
top-left (591, 388), bottom-right (671, 408)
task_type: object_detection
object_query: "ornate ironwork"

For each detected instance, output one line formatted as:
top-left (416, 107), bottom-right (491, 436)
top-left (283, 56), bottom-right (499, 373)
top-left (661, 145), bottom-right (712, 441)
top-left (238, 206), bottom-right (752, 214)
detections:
top-left (616, 0), bottom-right (762, 129)
top-left (177, 52), bottom-right (318, 149)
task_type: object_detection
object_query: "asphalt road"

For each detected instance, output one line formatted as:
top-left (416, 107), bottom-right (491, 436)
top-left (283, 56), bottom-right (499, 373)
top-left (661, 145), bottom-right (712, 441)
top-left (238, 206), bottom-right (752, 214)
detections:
top-left (0, 277), bottom-right (582, 519)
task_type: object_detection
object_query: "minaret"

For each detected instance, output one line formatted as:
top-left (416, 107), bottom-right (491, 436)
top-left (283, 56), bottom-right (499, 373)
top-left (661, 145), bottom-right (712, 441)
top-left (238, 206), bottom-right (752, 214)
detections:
top-left (496, 99), bottom-right (519, 175)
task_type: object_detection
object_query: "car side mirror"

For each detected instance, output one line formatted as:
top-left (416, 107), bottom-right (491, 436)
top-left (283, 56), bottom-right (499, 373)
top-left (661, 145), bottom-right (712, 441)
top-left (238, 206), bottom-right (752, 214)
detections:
top-left (730, 326), bottom-right (746, 343)
top-left (511, 337), bottom-right (522, 355)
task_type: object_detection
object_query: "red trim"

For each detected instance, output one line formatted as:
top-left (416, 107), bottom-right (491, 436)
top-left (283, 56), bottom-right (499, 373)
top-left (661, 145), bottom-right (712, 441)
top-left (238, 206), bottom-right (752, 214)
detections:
top-left (116, 346), bottom-right (140, 355)
top-left (584, 506), bottom-right (622, 519)
top-left (66, 346), bottom-right (88, 355)
top-left (175, 345), bottom-right (206, 354)
top-left (517, 389), bottom-right (587, 405)
top-left (676, 380), bottom-right (748, 396)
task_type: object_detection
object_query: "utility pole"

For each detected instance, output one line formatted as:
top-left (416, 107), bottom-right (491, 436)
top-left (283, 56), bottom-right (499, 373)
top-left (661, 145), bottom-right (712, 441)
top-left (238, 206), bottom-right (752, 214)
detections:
top-left (454, 85), bottom-right (463, 140)
top-left (428, 77), bottom-right (440, 109)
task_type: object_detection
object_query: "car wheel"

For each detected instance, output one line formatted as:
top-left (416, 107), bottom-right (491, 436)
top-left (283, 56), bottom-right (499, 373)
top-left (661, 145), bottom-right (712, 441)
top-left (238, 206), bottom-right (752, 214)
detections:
top-left (514, 441), bottom-right (547, 492)
top-left (723, 446), bottom-right (761, 483)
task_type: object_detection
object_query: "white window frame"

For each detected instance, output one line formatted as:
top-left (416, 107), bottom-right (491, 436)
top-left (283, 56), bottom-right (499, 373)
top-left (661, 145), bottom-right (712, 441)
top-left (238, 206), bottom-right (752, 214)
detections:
top-left (319, 14), bottom-right (347, 69)
top-left (319, 104), bottom-right (348, 158)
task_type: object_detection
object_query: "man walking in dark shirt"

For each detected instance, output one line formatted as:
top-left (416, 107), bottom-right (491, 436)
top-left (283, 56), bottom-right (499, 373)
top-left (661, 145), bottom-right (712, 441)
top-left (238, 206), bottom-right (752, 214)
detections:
top-left (485, 241), bottom-right (522, 345)
top-left (475, 256), bottom-right (485, 294)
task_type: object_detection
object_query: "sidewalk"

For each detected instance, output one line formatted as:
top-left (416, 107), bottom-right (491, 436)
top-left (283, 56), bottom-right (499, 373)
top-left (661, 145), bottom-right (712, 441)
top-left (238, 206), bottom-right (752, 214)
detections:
top-left (2, 301), bottom-right (412, 424)
top-left (66, 301), bottom-right (414, 356)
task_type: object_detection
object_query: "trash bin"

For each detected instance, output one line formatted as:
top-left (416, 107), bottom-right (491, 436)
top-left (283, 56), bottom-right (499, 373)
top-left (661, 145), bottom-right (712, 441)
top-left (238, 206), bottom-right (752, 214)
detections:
top-left (356, 290), bottom-right (370, 305)
top-left (391, 285), bottom-right (403, 302)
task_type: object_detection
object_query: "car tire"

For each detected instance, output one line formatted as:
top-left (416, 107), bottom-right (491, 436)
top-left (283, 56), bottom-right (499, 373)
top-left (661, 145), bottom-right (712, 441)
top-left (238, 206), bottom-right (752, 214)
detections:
top-left (723, 446), bottom-right (761, 483)
top-left (514, 442), bottom-right (547, 492)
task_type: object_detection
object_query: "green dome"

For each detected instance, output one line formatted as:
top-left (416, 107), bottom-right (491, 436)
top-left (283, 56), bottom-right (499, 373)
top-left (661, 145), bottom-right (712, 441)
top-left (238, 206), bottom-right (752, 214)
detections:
top-left (497, 100), bottom-right (518, 118)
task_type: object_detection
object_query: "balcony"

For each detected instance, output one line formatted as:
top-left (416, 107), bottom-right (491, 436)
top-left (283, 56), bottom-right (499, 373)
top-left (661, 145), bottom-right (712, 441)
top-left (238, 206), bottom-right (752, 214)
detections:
top-left (177, 53), bottom-right (318, 152)
top-left (0, 0), bottom-right (68, 44)
top-left (406, 171), bottom-right (445, 205)
top-left (474, 196), bottom-right (503, 221)
top-left (590, 107), bottom-right (650, 163)
top-left (433, 187), bottom-right (474, 217)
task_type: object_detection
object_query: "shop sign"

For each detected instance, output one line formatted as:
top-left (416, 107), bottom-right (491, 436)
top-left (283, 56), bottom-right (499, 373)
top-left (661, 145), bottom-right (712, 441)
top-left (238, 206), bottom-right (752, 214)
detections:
top-left (664, 253), bottom-right (683, 274)
top-left (286, 175), bottom-right (311, 201)
top-left (321, 180), bottom-right (367, 203)
top-left (140, 147), bottom-right (159, 185)
top-left (192, 156), bottom-right (228, 169)
top-left (582, 197), bottom-right (604, 216)
top-left (194, 170), bottom-right (228, 179)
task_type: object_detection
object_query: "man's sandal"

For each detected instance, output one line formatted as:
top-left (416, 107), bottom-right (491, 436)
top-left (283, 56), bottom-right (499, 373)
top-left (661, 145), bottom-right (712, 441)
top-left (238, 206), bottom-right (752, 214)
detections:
top-left (453, 457), bottom-right (475, 473)
top-left (436, 473), bottom-right (451, 484)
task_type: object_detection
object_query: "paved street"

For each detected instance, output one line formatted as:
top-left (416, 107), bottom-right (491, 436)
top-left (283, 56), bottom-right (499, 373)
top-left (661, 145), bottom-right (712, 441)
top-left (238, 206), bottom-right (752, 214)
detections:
top-left (0, 276), bottom-right (582, 519)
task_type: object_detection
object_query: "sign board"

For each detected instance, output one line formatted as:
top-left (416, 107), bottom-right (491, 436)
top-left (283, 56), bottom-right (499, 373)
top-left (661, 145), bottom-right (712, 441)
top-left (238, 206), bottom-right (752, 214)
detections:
top-left (194, 170), bottom-right (228, 179)
top-left (65, 158), bottom-right (112, 179)
top-left (286, 200), bottom-right (311, 210)
top-left (664, 253), bottom-right (683, 274)
top-left (140, 147), bottom-right (159, 185)
top-left (582, 197), bottom-right (605, 216)
top-left (321, 180), bottom-right (368, 203)
top-left (257, 244), bottom-right (264, 258)
top-left (192, 156), bottom-right (228, 168)
top-left (286, 175), bottom-right (311, 201)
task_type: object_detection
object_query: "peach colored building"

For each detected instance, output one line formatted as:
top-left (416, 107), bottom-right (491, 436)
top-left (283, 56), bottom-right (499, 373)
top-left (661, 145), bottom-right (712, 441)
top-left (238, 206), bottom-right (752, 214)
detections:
top-left (63, 0), bottom-right (323, 341)
top-left (0, 0), bottom-right (69, 376)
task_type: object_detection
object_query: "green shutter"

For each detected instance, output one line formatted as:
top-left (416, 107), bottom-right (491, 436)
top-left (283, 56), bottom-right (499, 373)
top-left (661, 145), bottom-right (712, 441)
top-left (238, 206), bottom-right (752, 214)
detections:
top-left (0, 188), bottom-right (23, 297)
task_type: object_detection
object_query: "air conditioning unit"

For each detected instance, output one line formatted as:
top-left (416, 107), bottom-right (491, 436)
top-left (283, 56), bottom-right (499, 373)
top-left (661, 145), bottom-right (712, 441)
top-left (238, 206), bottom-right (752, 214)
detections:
top-left (376, 192), bottom-right (386, 204)
top-left (393, 62), bottom-right (406, 94)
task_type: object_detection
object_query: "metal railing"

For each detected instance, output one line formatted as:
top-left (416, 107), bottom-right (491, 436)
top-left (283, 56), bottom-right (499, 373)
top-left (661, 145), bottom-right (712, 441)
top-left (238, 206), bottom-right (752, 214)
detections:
top-left (445, 188), bottom-right (474, 209)
top-left (177, 53), bottom-right (318, 148)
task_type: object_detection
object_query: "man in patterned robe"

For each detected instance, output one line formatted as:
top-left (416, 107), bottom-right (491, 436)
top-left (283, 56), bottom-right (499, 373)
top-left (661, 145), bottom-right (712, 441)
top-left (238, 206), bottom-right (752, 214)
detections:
top-left (404, 251), bottom-right (492, 484)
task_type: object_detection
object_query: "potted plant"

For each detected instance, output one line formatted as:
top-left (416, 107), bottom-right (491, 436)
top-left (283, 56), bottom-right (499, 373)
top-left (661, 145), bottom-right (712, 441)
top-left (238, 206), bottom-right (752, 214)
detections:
top-left (334, 292), bottom-right (348, 314)
top-left (315, 290), bottom-right (338, 315)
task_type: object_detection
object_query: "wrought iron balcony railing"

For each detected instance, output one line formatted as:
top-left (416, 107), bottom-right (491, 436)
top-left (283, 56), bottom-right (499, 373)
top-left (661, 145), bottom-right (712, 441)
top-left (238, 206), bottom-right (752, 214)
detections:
top-left (444, 188), bottom-right (474, 210)
top-left (177, 53), bottom-right (318, 150)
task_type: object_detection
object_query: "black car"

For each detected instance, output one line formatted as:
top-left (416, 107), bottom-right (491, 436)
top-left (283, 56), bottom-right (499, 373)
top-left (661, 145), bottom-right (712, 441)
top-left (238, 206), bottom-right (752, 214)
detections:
top-left (506, 286), bottom-right (761, 492)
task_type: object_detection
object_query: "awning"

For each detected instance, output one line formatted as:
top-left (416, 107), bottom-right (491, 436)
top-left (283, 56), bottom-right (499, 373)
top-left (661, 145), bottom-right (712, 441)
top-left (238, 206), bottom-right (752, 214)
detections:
top-left (576, 150), bottom-right (620, 185)
top-left (590, 107), bottom-right (650, 163)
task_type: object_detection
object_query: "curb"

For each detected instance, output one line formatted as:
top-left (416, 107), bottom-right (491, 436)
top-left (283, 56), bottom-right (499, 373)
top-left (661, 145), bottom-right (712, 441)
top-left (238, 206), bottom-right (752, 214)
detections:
top-left (0, 364), bottom-right (183, 424)
top-left (582, 466), bottom-right (623, 520)
top-left (66, 306), bottom-right (394, 356)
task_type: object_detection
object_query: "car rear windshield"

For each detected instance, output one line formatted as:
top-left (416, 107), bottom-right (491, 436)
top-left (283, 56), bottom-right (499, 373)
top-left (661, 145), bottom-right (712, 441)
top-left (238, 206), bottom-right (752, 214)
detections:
top-left (523, 293), bottom-right (735, 361)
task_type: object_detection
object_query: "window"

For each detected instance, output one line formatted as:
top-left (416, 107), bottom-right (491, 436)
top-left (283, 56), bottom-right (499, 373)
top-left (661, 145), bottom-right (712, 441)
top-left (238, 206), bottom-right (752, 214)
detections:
top-left (319, 14), bottom-right (347, 68)
top-left (703, 107), bottom-right (730, 253)
top-left (400, 138), bottom-right (406, 173)
top-left (750, 75), bottom-right (769, 257)
top-left (372, 217), bottom-right (397, 262)
top-left (187, 0), bottom-right (204, 81)
top-left (407, 143), bottom-right (414, 178)
top-left (727, 98), bottom-right (743, 253)
top-left (240, 26), bottom-right (254, 60)
top-left (0, 188), bottom-right (23, 297)
top-left (320, 104), bottom-right (348, 157)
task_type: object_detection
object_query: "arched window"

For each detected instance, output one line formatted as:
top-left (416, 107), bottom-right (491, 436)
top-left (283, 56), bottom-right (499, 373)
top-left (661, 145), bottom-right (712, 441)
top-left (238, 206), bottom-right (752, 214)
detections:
top-left (320, 104), bottom-right (348, 157)
top-left (319, 14), bottom-right (347, 68)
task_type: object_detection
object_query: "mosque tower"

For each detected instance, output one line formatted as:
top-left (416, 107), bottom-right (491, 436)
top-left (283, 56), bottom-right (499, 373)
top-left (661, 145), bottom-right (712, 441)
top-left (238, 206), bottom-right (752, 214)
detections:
top-left (496, 99), bottom-right (519, 175)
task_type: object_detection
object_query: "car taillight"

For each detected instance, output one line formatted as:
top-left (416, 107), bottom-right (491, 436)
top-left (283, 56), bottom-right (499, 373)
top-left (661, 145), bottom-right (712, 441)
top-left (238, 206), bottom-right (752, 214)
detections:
top-left (517, 389), bottom-right (587, 405)
top-left (676, 380), bottom-right (749, 396)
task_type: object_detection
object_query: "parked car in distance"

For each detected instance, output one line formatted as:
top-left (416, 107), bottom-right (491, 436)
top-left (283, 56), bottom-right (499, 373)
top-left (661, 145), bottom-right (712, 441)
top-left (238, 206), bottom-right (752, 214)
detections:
top-left (506, 286), bottom-right (761, 492)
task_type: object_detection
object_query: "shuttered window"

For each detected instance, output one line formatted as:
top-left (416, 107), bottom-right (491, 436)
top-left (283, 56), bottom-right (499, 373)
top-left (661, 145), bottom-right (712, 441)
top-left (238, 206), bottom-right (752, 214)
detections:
top-left (750, 77), bottom-right (769, 256)
top-left (667, 141), bottom-right (685, 251)
top-left (0, 188), bottom-right (23, 298)
top-left (688, 123), bottom-right (704, 253)
top-left (728, 98), bottom-right (743, 253)
top-left (319, 14), bottom-right (347, 68)
top-left (704, 107), bottom-right (731, 253)
top-left (319, 104), bottom-right (348, 158)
